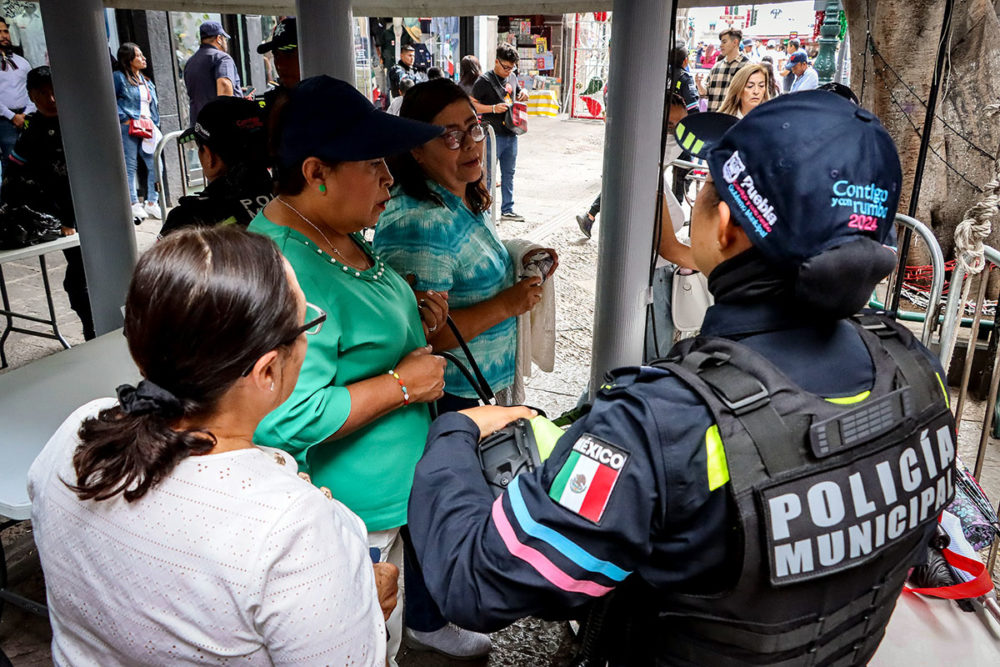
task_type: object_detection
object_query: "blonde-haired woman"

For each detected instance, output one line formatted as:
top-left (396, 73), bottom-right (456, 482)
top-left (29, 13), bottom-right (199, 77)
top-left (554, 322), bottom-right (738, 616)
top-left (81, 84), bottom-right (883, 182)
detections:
top-left (717, 63), bottom-right (773, 118)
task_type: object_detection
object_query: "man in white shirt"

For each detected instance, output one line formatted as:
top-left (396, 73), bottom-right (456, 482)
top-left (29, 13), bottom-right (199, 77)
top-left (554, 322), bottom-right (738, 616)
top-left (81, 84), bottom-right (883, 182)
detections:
top-left (0, 17), bottom-right (34, 163)
top-left (786, 50), bottom-right (819, 92)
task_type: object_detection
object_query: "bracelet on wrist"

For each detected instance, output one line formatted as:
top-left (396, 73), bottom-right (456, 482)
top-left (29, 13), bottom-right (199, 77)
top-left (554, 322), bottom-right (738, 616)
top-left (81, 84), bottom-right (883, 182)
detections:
top-left (388, 369), bottom-right (410, 406)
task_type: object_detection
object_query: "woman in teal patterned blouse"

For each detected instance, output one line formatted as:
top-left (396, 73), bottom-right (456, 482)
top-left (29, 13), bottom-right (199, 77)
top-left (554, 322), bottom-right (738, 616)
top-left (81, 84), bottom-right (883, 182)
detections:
top-left (376, 79), bottom-right (558, 413)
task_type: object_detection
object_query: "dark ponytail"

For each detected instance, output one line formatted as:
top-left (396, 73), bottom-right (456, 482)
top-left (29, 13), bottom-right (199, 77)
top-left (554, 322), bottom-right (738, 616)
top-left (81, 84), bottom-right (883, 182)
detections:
top-left (68, 227), bottom-right (301, 502)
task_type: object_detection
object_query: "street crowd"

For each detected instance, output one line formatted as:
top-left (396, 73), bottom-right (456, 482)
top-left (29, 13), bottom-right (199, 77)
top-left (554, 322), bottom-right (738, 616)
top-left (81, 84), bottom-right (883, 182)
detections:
top-left (3, 13), bottom-right (966, 667)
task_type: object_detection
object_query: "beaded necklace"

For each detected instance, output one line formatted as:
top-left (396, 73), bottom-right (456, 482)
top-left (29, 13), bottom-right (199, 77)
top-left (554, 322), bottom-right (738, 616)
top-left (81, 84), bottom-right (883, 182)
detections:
top-left (275, 196), bottom-right (385, 281)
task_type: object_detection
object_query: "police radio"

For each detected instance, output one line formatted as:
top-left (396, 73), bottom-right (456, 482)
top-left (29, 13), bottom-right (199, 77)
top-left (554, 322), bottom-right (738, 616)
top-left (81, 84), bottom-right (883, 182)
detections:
top-left (478, 418), bottom-right (541, 497)
top-left (432, 316), bottom-right (563, 498)
top-left (476, 416), bottom-right (563, 498)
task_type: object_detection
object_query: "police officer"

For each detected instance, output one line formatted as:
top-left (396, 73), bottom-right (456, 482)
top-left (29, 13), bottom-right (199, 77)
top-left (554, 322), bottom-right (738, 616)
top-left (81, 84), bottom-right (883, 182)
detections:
top-left (389, 44), bottom-right (419, 98)
top-left (160, 97), bottom-right (272, 236)
top-left (256, 18), bottom-right (299, 118)
top-left (406, 90), bottom-right (956, 665)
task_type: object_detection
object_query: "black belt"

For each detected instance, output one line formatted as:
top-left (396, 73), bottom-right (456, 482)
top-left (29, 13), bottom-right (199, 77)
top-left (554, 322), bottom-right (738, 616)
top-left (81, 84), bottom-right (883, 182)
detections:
top-left (5, 107), bottom-right (25, 121)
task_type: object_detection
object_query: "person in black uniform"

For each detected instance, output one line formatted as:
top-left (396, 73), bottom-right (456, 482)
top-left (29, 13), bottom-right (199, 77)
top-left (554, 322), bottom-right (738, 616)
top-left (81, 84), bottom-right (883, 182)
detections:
top-left (256, 16), bottom-right (299, 140)
top-left (1, 66), bottom-right (94, 339)
top-left (389, 44), bottom-right (419, 98)
top-left (159, 97), bottom-right (272, 236)
top-left (407, 91), bottom-right (957, 665)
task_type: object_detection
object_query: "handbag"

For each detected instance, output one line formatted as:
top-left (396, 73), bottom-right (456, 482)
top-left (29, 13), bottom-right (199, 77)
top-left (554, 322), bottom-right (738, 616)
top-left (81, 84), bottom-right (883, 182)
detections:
top-left (128, 117), bottom-right (154, 139)
top-left (505, 101), bottom-right (528, 136)
top-left (671, 267), bottom-right (713, 334)
top-left (488, 73), bottom-right (527, 136)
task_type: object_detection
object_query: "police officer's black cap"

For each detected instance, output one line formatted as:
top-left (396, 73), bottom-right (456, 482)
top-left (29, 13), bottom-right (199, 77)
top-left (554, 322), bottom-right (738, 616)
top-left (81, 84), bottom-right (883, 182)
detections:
top-left (180, 97), bottom-right (266, 160)
top-left (674, 91), bottom-right (902, 268)
top-left (257, 17), bottom-right (297, 54)
top-left (278, 75), bottom-right (444, 167)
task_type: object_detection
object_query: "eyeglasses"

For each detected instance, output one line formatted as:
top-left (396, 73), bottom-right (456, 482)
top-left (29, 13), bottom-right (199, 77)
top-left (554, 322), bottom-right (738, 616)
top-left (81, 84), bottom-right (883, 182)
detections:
top-left (441, 124), bottom-right (486, 150)
top-left (241, 303), bottom-right (326, 376)
top-left (497, 60), bottom-right (515, 72)
top-left (293, 302), bottom-right (327, 338)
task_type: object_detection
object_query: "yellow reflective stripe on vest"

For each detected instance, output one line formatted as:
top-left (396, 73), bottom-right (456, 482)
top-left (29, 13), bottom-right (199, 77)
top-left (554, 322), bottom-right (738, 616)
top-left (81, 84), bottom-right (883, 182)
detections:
top-left (824, 390), bottom-right (870, 405)
top-left (530, 416), bottom-right (565, 462)
top-left (705, 425), bottom-right (729, 491)
top-left (704, 389), bottom-right (877, 490)
top-left (936, 372), bottom-right (950, 408)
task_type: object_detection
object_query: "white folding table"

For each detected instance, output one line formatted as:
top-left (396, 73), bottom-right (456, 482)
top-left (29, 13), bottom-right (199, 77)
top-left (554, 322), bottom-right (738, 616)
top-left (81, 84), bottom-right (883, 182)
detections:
top-left (0, 234), bottom-right (82, 368)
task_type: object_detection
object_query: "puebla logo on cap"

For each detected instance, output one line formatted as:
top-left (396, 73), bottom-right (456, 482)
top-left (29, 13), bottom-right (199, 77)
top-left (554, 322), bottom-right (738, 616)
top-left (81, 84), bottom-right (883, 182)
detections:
top-left (722, 150), bottom-right (778, 239)
top-left (722, 151), bottom-right (746, 184)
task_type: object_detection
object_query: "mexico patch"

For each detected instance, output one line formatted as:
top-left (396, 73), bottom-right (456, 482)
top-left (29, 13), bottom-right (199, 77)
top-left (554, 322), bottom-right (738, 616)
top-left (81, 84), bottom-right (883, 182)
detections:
top-left (549, 434), bottom-right (628, 523)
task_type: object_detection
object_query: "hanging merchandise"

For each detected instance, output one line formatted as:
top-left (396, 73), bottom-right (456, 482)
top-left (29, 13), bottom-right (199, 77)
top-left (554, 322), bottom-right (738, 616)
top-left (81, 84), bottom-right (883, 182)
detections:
top-left (571, 12), bottom-right (611, 120)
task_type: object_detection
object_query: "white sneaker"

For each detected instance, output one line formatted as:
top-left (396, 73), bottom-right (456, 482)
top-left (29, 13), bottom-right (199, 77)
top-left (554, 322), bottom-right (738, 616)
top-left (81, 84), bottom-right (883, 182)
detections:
top-left (405, 623), bottom-right (492, 659)
top-left (143, 201), bottom-right (161, 219)
top-left (131, 202), bottom-right (148, 220)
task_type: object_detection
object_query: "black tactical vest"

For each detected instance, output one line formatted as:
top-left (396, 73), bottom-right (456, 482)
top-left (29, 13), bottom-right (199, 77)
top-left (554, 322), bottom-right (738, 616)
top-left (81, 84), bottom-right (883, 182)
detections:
top-left (637, 314), bottom-right (956, 666)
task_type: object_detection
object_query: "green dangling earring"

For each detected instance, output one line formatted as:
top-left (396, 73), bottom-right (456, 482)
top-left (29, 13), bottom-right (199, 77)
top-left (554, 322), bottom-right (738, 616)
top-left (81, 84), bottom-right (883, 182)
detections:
top-left (319, 184), bottom-right (327, 194)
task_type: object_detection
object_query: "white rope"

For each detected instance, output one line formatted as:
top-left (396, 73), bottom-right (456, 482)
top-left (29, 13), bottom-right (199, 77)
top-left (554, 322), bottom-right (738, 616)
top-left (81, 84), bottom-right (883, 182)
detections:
top-left (940, 103), bottom-right (1000, 368)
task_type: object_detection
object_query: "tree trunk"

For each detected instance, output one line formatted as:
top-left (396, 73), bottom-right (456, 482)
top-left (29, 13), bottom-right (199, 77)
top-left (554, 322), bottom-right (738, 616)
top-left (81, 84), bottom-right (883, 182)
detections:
top-left (843, 0), bottom-right (1000, 261)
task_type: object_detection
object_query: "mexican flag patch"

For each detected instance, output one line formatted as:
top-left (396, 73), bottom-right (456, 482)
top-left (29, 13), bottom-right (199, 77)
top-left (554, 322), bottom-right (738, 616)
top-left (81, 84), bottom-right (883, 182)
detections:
top-left (548, 434), bottom-right (629, 524)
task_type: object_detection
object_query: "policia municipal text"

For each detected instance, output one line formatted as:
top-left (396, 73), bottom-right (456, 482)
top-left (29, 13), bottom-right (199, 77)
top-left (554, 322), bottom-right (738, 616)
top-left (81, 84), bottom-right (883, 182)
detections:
top-left (406, 91), bottom-right (957, 666)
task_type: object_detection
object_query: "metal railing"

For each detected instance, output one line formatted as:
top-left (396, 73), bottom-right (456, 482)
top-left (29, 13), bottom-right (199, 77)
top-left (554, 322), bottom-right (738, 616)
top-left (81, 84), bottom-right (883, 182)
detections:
top-left (152, 129), bottom-right (185, 222)
top-left (484, 124), bottom-right (498, 227)
top-left (936, 242), bottom-right (1000, 574)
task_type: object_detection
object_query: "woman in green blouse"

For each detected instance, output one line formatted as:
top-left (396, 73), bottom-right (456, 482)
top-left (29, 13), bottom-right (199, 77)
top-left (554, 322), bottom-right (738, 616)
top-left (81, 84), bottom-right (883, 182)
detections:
top-left (247, 76), bottom-right (451, 664)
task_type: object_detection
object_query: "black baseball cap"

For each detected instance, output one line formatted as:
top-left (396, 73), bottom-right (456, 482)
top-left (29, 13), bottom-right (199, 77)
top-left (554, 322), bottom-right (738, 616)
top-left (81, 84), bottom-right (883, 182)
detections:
top-left (257, 17), bottom-right (297, 54)
top-left (180, 97), bottom-right (266, 163)
top-left (278, 75), bottom-right (444, 167)
top-left (674, 91), bottom-right (902, 268)
top-left (199, 21), bottom-right (230, 39)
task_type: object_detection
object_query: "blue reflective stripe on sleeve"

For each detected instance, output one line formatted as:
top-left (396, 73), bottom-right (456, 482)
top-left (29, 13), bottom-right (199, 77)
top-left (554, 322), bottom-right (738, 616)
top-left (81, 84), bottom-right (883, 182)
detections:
top-left (508, 477), bottom-right (631, 582)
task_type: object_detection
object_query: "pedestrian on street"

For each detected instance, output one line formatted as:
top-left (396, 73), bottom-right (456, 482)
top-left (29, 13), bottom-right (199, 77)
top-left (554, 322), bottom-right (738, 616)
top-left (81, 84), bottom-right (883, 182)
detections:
top-left (699, 43), bottom-right (718, 69)
top-left (473, 43), bottom-right (529, 222)
top-left (113, 42), bottom-right (161, 221)
top-left (183, 20), bottom-right (243, 125)
top-left (696, 28), bottom-right (749, 111)
top-left (406, 90), bottom-right (956, 666)
top-left (780, 38), bottom-right (801, 92)
top-left (717, 63), bottom-right (774, 118)
top-left (787, 50), bottom-right (819, 92)
top-left (0, 18), bottom-right (34, 167)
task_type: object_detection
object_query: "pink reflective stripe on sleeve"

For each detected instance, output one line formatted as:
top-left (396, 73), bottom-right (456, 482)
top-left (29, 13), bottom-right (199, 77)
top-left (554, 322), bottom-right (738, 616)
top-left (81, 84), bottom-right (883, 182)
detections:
top-left (490, 495), bottom-right (613, 598)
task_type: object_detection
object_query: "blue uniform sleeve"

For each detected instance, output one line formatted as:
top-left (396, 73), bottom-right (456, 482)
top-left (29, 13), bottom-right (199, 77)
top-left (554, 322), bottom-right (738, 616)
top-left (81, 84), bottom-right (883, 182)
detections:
top-left (407, 388), bottom-right (669, 632)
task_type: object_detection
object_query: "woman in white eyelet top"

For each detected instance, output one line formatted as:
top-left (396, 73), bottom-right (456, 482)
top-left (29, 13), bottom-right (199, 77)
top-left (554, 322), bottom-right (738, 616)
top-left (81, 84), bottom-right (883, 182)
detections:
top-left (27, 227), bottom-right (388, 666)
